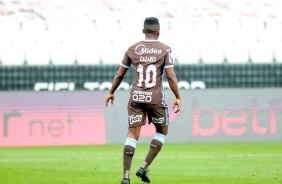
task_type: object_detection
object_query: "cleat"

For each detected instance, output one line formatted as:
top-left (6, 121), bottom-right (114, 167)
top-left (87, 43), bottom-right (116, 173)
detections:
top-left (136, 167), bottom-right (150, 183)
top-left (120, 178), bottom-right (130, 184)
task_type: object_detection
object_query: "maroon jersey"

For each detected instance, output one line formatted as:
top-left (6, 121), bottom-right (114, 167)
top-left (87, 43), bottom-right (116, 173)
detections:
top-left (121, 40), bottom-right (173, 105)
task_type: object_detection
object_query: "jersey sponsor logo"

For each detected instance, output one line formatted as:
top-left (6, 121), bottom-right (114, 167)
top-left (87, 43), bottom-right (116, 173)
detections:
top-left (133, 91), bottom-right (152, 95)
top-left (140, 56), bottom-right (156, 62)
top-left (132, 91), bottom-right (152, 102)
top-left (129, 115), bottom-right (143, 124)
top-left (152, 117), bottom-right (165, 124)
top-left (135, 44), bottom-right (162, 55)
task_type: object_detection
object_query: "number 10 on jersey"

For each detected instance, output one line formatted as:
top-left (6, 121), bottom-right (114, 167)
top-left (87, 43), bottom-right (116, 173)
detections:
top-left (137, 64), bottom-right (157, 88)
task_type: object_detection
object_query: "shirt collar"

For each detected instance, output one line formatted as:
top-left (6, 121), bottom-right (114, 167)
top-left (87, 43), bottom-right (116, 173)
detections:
top-left (143, 40), bottom-right (158, 42)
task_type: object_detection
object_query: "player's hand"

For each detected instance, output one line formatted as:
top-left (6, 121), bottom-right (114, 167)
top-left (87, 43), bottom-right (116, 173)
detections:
top-left (172, 98), bottom-right (181, 113)
top-left (105, 93), bottom-right (114, 107)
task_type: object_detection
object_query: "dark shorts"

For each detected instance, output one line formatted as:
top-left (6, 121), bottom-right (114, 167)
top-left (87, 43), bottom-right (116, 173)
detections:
top-left (127, 101), bottom-right (169, 128)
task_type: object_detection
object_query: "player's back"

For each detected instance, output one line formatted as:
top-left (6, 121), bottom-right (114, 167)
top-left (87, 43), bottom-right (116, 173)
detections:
top-left (121, 40), bottom-right (173, 105)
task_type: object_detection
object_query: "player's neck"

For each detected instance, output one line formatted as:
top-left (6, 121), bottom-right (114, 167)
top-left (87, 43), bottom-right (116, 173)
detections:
top-left (145, 35), bottom-right (158, 41)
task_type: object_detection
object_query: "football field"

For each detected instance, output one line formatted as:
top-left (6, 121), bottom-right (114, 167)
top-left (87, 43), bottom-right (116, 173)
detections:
top-left (0, 142), bottom-right (281, 184)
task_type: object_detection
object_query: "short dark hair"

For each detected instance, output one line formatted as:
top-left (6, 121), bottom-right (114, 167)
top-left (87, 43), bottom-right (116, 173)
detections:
top-left (143, 17), bottom-right (160, 34)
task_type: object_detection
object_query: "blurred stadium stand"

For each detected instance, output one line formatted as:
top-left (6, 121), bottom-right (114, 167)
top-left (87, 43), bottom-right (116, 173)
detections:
top-left (0, 0), bottom-right (282, 90)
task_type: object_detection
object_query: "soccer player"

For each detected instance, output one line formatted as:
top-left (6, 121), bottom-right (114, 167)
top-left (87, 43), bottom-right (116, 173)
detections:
top-left (105, 17), bottom-right (181, 184)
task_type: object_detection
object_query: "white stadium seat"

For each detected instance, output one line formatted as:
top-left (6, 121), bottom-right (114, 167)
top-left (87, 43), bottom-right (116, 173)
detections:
top-left (0, 37), bottom-right (25, 66)
top-left (46, 20), bottom-right (73, 44)
top-left (71, 19), bottom-right (96, 32)
top-left (75, 40), bottom-right (101, 65)
top-left (169, 19), bottom-right (195, 34)
top-left (23, 31), bottom-right (51, 65)
top-left (194, 18), bottom-right (219, 42)
top-left (21, 19), bottom-right (46, 33)
top-left (0, 20), bottom-right (21, 35)
top-left (217, 18), bottom-right (241, 31)
top-left (274, 42), bottom-right (282, 63)
top-left (200, 40), bottom-right (225, 64)
top-left (224, 40), bottom-right (250, 64)
top-left (95, 17), bottom-right (121, 41)
top-left (0, 21), bottom-right (24, 65)
top-left (119, 19), bottom-right (144, 42)
top-left (240, 18), bottom-right (265, 41)
top-left (249, 41), bottom-right (274, 64)
top-left (216, 18), bottom-right (241, 41)
top-left (174, 40), bottom-right (200, 64)
top-left (25, 41), bottom-right (51, 65)
top-left (100, 41), bottom-right (127, 65)
top-left (50, 40), bottom-right (76, 65)
top-left (266, 20), bottom-right (282, 37)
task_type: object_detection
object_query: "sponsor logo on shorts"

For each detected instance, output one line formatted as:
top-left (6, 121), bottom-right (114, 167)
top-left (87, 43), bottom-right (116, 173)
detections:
top-left (152, 117), bottom-right (165, 124)
top-left (129, 115), bottom-right (143, 124)
top-left (135, 44), bottom-right (162, 55)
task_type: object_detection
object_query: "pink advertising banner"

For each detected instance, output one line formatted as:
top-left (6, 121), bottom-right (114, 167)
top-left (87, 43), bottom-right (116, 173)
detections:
top-left (0, 92), bottom-right (106, 147)
top-left (105, 89), bottom-right (282, 143)
top-left (1, 89), bottom-right (282, 147)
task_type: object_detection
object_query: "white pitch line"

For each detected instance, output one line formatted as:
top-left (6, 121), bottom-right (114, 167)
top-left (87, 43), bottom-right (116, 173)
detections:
top-left (158, 153), bottom-right (282, 159)
top-left (0, 153), bottom-right (281, 163)
top-left (0, 158), bottom-right (64, 163)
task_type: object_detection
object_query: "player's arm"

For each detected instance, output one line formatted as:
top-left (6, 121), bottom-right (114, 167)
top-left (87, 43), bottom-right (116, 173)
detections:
top-left (165, 67), bottom-right (181, 113)
top-left (105, 66), bottom-right (128, 107)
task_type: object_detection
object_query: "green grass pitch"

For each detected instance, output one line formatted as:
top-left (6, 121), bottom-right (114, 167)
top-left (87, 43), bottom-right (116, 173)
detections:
top-left (0, 142), bottom-right (281, 184)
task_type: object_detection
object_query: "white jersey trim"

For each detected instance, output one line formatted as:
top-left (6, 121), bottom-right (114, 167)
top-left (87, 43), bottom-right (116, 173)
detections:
top-left (143, 40), bottom-right (158, 42)
top-left (164, 65), bottom-right (173, 69)
top-left (120, 63), bottom-right (130, 68)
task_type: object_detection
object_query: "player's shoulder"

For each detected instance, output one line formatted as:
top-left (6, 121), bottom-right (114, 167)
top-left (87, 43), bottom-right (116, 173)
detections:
top-left (156, 40), bottom-right (170, 47)
top-left (125, 41), bottom-right (144, 52)
top-left (155, 41), bottom-right (172, 52)
top-left (128, 41), bottom-right (143, 48)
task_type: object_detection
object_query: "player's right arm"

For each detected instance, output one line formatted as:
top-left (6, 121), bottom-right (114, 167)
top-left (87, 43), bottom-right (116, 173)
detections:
top-left (165, 67), bottom-right (181, 113)
top-left (105, 66), bottom-right (128, 107)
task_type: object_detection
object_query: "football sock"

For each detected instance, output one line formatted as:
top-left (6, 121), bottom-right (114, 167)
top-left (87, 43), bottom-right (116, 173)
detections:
top-left (141, 162), bottom-right (147, 169)
top-left (123, 137), bottom-right (137, 179)
top-left (142, 133), bottom-right (166, 170)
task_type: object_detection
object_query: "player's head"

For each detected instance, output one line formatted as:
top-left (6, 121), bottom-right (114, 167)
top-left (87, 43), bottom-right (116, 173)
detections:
top-left (143, 17), bottom-right (160, 38)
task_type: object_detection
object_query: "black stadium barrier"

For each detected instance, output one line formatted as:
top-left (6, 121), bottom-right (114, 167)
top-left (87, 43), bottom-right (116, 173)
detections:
top-left (0, 64), bottom-right (282, 91)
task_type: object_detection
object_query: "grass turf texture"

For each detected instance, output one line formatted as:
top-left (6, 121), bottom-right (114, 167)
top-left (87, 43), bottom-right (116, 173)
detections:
top-left (0, 143), bottom-right (281, 184)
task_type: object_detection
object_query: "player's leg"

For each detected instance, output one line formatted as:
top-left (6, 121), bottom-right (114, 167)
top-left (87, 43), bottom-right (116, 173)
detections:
top-left (121, 102), bottom-right (146, 184)
top-left (136, 104), bottom-right (169, 183)
top-left (123, 126), bottom-right (141, 180)
top-left (142, 125), bottom-right (167, 170)
top-left (136, 126), bottom-right (167, 183)
top-left (142, 104), bottom-right (168, 170)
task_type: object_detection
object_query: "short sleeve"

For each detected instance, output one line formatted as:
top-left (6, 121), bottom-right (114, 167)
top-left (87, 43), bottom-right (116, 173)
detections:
top-left (164, 48), bottom-right (174, 69)
top-left (121, 51), bottom-right (131, 68)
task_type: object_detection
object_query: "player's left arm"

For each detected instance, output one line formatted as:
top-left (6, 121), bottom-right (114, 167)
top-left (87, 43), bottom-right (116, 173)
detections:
top-left (105, 66), bottom-right (128, 107)
top-left (164, 48), bottom-right (181, 113)
top-left (165, 67), bottom-right (181, 113)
